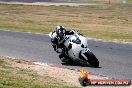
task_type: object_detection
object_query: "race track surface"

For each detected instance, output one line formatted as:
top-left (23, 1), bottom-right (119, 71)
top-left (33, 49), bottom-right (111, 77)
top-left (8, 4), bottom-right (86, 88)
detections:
top-left (0, 30), bottom-right (132, 80)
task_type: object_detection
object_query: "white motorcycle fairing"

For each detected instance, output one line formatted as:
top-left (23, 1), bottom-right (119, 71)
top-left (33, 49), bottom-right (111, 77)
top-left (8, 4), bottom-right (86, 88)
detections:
top-left (49, 32), bottom-right (99, 67)
top-left (64, 33), bottom-right (99, 67)
top-left (64, 34), bottom-right (88, 60)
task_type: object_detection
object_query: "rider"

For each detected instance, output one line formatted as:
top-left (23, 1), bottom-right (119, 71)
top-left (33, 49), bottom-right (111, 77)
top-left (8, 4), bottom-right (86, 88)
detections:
top-left (50, 26), bottom-right (75, 62)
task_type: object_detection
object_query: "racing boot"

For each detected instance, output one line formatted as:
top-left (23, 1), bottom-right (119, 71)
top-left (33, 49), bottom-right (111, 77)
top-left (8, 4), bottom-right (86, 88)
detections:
top-left (59, 53), bottom-right (68, 62)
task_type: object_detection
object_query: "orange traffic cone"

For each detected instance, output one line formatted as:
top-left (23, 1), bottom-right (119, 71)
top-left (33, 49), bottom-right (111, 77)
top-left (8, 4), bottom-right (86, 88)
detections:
top-left (79, 68), bottom-right (91, 86)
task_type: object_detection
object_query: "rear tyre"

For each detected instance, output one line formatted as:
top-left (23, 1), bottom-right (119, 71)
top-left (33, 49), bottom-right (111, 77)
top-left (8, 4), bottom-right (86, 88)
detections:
top-left (59, 53), bottom-right (72, 63)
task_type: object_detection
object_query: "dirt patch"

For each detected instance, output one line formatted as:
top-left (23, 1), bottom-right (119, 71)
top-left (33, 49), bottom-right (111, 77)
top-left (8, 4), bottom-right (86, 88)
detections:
top-left (9, 59), bottom-right (105, 87)
top-left (2, 57), bottom-right (131, 88)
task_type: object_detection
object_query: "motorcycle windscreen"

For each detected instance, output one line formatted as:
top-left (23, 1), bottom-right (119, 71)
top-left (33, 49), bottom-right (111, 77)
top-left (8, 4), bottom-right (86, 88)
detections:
top-left (72, 38), bottom-right (81, 44)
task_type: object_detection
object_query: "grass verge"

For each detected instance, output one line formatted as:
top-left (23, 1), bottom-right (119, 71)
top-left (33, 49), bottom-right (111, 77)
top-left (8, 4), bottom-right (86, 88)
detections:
top-left (0, 4), bottom-right (132, 42)
top-left (0, 57), bottom-right (75, 88)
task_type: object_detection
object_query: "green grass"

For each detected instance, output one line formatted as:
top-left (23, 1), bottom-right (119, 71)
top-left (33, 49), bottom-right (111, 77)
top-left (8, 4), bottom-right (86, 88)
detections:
top-left (0, 4), bottom-right (132, 42)
top-left (0, 57), bottom-right (76, 88)
top-left (80, 30), bottom-right (132, 41)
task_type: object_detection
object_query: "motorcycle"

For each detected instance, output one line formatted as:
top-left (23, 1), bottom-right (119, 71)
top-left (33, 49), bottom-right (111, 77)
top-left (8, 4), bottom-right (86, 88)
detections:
top-left (49, 31), bottom-right (99, 67)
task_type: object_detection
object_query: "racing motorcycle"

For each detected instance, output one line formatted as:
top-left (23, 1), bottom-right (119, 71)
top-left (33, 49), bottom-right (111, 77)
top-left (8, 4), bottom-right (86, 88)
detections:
top-left (49, 31), bottom-right (99, 67)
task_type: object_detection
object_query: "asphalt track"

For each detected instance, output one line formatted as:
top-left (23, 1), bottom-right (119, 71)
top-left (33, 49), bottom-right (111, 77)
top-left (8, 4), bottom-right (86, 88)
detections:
top-left (0, 30), bottom-right (132, 80)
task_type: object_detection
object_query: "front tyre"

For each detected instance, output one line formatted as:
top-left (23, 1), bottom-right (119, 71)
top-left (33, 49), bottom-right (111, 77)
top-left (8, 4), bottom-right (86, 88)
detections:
top-left (80, 50), bottom-right (99, 67)
top-left (86, 51), bottom-right (99, 67)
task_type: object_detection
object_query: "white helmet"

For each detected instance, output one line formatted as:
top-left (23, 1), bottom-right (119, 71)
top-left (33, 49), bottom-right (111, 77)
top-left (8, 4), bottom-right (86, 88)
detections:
top-left (56, 26), bottom-right (66, 39)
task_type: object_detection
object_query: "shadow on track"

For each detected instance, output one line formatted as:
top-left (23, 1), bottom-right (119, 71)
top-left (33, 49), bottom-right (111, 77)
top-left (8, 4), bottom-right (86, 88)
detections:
top-left (61, 61), bottom-right (102, 68)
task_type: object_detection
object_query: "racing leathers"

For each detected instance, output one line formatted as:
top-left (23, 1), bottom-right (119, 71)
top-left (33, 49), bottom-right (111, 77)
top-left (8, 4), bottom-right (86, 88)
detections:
top-left (50, 30), bottom-right (75, 62)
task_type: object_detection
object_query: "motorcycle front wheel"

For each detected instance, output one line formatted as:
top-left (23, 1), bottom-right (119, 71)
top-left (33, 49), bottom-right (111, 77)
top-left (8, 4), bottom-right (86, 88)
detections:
top-left (81, 50), bottom-right (99, 67)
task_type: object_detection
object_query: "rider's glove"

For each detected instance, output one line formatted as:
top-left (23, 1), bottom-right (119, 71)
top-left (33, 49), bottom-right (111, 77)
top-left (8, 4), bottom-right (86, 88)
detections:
top-left (69, 31), bottom-right (74, 35)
